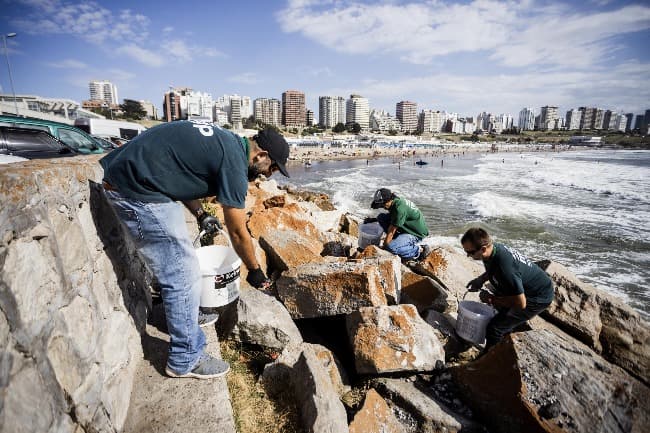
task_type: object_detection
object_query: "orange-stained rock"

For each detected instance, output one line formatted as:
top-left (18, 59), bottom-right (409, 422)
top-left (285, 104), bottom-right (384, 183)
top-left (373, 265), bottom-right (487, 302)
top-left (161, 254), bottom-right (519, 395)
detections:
top-left (276, 260), bottom-right (389, 318)
top-left (262, 194), bottom-right (286, 209)
top-left (349, 389), bottom-right (405, 433)
top-left (412, 245), bottom-right (484, 299)
top-left (347, 305), bottom-right (445, 374)
top-left (248, 205), bottom-right (326, 272)
top-left (356, 244), bottom-right (393, 259)
top-left (401, 267), bottom-right (455, 313)
top-left (247, 204), bottom-right (324, 241)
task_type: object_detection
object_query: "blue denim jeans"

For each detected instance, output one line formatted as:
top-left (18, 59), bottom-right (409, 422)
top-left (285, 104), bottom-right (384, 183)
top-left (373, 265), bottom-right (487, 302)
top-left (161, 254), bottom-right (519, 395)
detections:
top-left (377, 213), bottom-right (421, 259)
top-left (104, 189), bottom-right (205, 374)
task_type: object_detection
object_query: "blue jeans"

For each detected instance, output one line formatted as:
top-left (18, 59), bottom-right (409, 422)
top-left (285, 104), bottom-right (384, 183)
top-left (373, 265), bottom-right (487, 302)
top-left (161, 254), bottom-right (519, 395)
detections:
top-left (377, 213), bottom-right (421, 259)
top-left (104, 189), bottom-right (205, 374)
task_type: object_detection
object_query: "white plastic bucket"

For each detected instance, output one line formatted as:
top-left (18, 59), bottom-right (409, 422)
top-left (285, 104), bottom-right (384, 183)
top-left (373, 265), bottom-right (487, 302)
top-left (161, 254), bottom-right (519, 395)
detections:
top-left (196, 245), bottom-right (242, 308)
top-left (455, 301), bottom-right (497, 345)
top-left (358, 222), bottom-right (383, 249)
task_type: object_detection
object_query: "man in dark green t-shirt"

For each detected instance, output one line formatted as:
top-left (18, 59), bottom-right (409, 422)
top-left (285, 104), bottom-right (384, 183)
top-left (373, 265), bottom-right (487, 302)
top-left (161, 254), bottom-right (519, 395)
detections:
top-left (461, 227), bottom-right (554, 348)
top-left (100, 120), bottom-right (290, 379)
top-left (369, 188), bottom-right (430, 260)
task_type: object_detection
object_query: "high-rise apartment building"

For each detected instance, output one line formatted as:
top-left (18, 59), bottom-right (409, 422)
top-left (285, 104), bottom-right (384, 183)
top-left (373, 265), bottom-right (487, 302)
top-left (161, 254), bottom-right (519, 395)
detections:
top-left (565, 109), bottom-right (582, 130)
top-left (346, 94), bottom-right (370, 130)
top-left (418, 110), bottom-right (445, 133)
top-left (306, 109), bottom-right (314, 127)
top-left (370, 110), bottom-right (401, 133)
top-left (89, 80), bottom-right (118, 105)
top-left (163, 88), bottom-right (213, 122)
top-left (163, 87), bottom-right (191, 122)
top-left (579, 107), bottom-right (597, 130)
top-left (518, 108), bottom-right (535, 131)
top-left (540, 106), bottom-right (559, 130)
top-left (594, 109), bottom-right (604, 130)
top-left (396, 101), bottom-right (418, 133)
top-left (633, 114), bottom-right (645, 131)
top-left (318, 96), bottom-right (346, 128)
top-left (253, 98), bottom-right (281, 127)
top-left (282, 90), bottom-right (306, 128)
top-left (624, 113), bottom-right (635, 132)
top-left (215, 94), bottom-right (250, 126)
top-left (138, 100), bottom-right (158, 120)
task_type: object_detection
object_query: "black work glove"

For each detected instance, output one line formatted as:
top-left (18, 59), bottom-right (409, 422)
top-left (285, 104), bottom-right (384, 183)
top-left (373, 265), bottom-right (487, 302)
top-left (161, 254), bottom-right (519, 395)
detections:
top-left (198, 213), bottom-right (222, 235)
top-left (466, 277), bottom-right (484, 292)
top-left (246, 268), bottom-right (271, 289)
top-left (479, 289), bottom-right (494, 305)
top-left (363, 217), bottom-right (378, 224)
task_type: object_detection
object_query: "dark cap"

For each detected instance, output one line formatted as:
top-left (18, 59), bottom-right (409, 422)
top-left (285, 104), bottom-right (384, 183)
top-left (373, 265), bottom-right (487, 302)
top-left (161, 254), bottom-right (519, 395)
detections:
top-left (371, 188), bottom-right (393, 209)
top-left (254, 128), bottom-right (290, 177)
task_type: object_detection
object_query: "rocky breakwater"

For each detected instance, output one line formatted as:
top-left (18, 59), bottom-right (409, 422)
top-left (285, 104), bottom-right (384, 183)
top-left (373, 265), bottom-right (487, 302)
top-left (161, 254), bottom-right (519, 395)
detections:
top-left (0, 156), bottom-right (149, 433)
top-left (224, 178), bottom-right (650, 433)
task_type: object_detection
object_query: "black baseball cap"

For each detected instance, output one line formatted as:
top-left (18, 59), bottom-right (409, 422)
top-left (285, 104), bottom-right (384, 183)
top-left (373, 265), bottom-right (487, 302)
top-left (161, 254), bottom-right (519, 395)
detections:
top-left (254, 128), bottom-right (290, 177)
top-left (371, 188), bottom-right (393, 209)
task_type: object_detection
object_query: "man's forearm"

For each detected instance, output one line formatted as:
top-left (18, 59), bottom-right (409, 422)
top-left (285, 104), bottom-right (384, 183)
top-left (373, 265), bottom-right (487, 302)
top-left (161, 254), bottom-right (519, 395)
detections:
top-left (182, 200), bottom-right (203, 218)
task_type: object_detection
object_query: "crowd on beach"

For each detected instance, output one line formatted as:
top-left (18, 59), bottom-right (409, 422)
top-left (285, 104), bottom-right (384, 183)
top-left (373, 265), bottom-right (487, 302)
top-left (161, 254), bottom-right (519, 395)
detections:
top-left (287, 142), bottom-right (567, 164)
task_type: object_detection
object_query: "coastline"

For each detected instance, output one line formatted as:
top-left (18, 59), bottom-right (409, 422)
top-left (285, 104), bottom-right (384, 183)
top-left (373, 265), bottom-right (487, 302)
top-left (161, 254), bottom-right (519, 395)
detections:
top-left (287, 142), bottom-right (570, 164)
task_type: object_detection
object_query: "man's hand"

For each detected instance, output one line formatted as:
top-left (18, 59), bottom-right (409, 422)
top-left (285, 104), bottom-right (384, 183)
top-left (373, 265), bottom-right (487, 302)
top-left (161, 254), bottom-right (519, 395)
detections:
top-left (466, 277), bottom-right (484, 292)
top-left (479, 289), bottom-right (495, 305)
top-left (199, 214), bottom-right (222, 235)
top-left (246, 268), bottom-right (271, 289)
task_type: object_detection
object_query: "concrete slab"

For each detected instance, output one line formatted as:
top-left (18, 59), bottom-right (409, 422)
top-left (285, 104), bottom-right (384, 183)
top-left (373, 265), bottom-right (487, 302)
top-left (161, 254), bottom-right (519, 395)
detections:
top-left (123, 303), bottom-right (236, 433)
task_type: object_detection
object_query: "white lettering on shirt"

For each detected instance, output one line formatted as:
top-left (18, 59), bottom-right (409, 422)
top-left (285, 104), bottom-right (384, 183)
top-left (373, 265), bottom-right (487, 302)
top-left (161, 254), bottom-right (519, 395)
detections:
top-left (503, 245), bottom-right (534, 267)
top-left (189, 119), bottom-right (221, 137)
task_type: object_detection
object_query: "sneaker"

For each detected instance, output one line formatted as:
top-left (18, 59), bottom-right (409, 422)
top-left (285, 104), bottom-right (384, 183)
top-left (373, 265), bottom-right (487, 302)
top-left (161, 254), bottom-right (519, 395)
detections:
top-left (165, 353), bottom-right (230, 379)
top-left (418, 244), bottom-right (432, 261)
top-left (198, 311), bottom-right (219, 328)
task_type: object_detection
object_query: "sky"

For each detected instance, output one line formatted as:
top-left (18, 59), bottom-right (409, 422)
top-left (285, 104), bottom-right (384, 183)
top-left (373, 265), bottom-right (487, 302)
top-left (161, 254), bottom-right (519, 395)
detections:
top-left (1, 0), bottom-right (649, 118)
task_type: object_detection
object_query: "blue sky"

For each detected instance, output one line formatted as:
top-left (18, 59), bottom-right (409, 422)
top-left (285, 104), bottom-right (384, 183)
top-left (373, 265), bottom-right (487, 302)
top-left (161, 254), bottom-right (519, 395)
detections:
top-left (1, 0), bottom-right (649, 118)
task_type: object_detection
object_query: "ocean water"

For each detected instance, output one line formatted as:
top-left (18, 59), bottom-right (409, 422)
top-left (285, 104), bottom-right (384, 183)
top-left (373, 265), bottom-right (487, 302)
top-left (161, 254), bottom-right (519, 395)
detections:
top-left (279, 148), bottom-right (650, 318)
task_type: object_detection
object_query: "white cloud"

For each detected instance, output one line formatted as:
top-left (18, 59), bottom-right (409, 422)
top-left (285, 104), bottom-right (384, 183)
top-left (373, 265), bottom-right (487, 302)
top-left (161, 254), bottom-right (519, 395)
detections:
top-left (228, 72), bottom-right (261, 85)
top-left (117, 44), bottom-right (165, 67)
top-left (325, 61), bottom-right (650, 115)
top-left (46, 59), bottom-right (87, 69)
top-left (162, 39), bottom-right (227, 62)
top-left (278, 1), bottom-right (650, 68)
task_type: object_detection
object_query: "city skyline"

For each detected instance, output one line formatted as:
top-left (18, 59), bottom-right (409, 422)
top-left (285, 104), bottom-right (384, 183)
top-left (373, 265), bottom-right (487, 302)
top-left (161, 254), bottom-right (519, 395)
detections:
top-left (1, 0), bottom-right (649, 117)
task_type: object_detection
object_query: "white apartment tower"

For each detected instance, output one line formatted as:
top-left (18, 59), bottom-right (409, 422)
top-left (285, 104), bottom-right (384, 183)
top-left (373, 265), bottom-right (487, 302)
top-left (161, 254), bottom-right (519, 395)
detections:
top-left (540, 106), bottom-right (559, 130)
top-left (370, 110), bottom-right (401, 133)
top-left (418, 110), bottom-right (445, 133)
top-left (565, 109), bottom-right (582, 130)
top-left (89, 80), bottom-right (118, 105)
top-left (253, 98), bottom-right (281, 127)
top-left (396, 101), bottom-right (418, 133)
top-left (346, 94), bottom-right (370, 130)
top-left (318, 96), bottom-right (346, 128)
top-left (518, 108), bottom-right (535, 131)
top-left (215, 94), bottom-right (250, 126)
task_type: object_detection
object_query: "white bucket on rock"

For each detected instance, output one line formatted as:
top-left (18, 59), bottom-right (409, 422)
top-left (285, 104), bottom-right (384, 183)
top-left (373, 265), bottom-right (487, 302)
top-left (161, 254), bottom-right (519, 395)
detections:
top-left (196, 245), bottom-right (242, 308)
top-left (455, 301), bottom-right (497, 345)
top-left (358, 222), bottom-right (383, 249)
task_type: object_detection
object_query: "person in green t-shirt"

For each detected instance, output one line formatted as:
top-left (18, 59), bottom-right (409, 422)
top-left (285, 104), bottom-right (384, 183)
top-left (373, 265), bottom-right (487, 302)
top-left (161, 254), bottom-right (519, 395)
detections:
top-left (461, 227), bottom-right (554, 349)
top-left (100, 121), bottom-right (290, 379)
top-left (369, 188), bottom-right (430, 260)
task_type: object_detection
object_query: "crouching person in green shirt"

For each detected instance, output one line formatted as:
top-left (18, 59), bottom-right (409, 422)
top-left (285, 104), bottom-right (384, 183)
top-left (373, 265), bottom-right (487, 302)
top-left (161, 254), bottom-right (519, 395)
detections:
top-left (461, 227), bottom-right (554, 349)
top-left (369, 188), bottom-right (430, 261)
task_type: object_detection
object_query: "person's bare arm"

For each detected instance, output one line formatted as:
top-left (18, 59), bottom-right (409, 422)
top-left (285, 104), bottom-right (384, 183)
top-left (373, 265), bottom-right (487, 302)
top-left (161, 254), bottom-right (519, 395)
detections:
top-left (182, 200), bottom-right (203, 218)
top-left (222, 205), bottom-right (260, 271)
top-left (485, 292), bottom-right (527, 309)
top-left (384, 224), bottom-right (398, 246)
